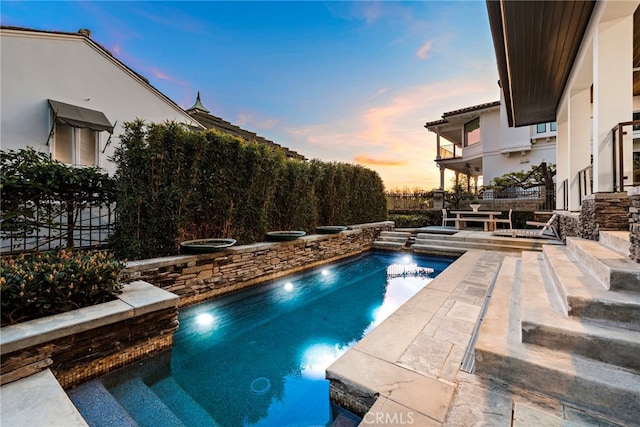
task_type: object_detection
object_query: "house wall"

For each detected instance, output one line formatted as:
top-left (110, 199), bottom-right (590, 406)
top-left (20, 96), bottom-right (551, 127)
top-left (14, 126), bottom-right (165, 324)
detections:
top-left (0, 29), bottom-right (200, 174)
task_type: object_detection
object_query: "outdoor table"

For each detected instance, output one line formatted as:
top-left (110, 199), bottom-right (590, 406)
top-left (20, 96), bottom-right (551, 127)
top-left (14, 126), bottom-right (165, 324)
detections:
top-left (450, 210), bottom-right (503, 231)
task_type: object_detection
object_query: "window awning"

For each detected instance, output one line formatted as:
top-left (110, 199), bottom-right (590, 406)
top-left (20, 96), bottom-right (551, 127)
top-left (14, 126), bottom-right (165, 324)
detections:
top-left (48, 99), bottom-right (114, 133)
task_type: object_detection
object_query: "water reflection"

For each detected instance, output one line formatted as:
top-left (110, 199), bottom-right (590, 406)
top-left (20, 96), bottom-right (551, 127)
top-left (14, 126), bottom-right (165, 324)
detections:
top-left (113, 253), bottom-right (453, 427)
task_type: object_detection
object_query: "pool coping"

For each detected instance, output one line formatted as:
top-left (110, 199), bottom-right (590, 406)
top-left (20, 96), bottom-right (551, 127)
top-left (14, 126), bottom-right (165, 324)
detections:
top-left (326, 249), bottom-right (504, 425)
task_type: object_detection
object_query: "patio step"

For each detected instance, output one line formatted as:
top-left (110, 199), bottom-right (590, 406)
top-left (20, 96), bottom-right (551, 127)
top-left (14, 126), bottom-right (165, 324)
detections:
top-left (110, 377), bottom-right (185, 427)
top-left (474, 256), bottom-right (640, 426)
top-left (599, 230), bottom-right (631, 257)
top-left (543, 245), bottom-right (640, 331)
top-left (411, 232), bottom-right (552, 253)
top-left (372, 231), bottom-right (411, 250)
top-left (150, 377), bottom-right (219, 426)
top-left (520, 251), bottom-right (640, 372)
top-left (566, 236), bottom-right (640, 292)
top-left (67, 380), bottom-right (137, 427)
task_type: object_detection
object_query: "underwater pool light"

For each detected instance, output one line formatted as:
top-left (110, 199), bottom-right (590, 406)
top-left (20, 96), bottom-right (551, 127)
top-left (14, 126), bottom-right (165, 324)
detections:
top-left (196, 313), bottom-right (215, 327)
top-left (284, 282), bottom-right (294, 292)
top-left (321, 269), bottom-right (329, 276)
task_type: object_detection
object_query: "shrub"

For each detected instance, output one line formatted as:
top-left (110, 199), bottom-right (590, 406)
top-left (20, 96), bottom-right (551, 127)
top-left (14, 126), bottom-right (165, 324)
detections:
top-left (389, 212), bottom-right (441, 228)
top-left (110, 121), bottom-right (388, 260)
top-left (0, 249), bottom-right (126, 325)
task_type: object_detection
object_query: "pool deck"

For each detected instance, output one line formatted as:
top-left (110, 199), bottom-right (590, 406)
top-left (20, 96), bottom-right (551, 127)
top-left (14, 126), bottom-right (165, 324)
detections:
top-left (328, 237), bottom-right (619, 426)
top-left (0, 231), bottom-right (622, 426)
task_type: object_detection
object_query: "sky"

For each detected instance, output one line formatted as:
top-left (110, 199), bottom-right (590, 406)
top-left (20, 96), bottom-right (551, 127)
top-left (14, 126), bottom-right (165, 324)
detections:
top-left (1, 0), bottom-right (500, 191)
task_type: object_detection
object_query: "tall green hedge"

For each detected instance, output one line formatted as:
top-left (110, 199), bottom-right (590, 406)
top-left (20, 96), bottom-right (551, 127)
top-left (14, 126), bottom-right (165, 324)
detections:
top-left (110, 121), bottom-right (387, 260)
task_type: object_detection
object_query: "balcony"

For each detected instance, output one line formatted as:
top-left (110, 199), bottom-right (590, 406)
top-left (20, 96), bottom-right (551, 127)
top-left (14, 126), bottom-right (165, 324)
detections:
top-left (438, 144), bottom-right (461, 160)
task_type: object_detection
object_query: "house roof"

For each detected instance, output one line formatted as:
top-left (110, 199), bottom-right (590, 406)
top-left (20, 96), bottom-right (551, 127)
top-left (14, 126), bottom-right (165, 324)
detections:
top-left (424, 101), bottom-right (500, 129)
top-left (1, 25), bottom-right (204, 129)
top-left (486, 0), bottom-right (596, 127)
top-left (187, 102), bottom-right (305, 160)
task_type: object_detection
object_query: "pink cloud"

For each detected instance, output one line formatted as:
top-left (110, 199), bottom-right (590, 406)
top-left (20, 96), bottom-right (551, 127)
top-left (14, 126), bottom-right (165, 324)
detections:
top-left (151, 68), bottom-right (187, 85)
top-left (416, 40), bottom-right (432, 60)
top-left (354, 155), bottom-right (406, 166)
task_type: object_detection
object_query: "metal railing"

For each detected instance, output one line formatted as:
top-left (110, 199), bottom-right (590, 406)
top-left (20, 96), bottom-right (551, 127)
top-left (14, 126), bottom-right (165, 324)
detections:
top-left (560, 179), bottom-right (568, 210)
top-left (612, 120), bottom-right (640, 192)
top-left (1, 203), bottom-right (115, 255)
top-left (577, 164), bottom-right (593, 205)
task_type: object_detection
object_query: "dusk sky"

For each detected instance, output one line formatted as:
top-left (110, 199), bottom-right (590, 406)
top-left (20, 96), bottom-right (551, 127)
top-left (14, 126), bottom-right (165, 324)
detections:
top-left (1, 1), bottom-right (500, 191)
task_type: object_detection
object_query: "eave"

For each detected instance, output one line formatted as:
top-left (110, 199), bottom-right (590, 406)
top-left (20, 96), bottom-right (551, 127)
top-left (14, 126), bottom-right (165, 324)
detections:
top-left (486, 1), bottom-right (596, 127)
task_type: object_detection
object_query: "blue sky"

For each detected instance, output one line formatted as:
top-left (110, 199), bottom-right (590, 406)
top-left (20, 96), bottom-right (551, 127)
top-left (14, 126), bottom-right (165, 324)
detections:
top-left (1, 1), bottom-right (499, 190)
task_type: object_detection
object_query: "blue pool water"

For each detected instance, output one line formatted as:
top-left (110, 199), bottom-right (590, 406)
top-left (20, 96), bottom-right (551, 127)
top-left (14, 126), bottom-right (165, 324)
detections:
top-left (104, 252), bottom-right (454, 426)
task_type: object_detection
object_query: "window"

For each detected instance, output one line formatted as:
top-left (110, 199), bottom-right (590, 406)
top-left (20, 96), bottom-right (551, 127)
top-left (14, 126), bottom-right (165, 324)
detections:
top-left (54, 123), bottom-right (98, 166)
top-left (464, 118), bottom-right (480, 146)
top-left (536, 123), bottom-right (546, 133)
top-left (633, 112), bottom-right (640, 131)
top-left (550, 121), bottom-right (557, 131)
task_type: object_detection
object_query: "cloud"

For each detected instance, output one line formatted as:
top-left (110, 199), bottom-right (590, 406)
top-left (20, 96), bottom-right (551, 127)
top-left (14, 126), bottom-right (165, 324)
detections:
top-left (354, 155), bottom-right (407, 166)
top-left (237, 112), bottom-right (279, 130)
top-left (150, 68), bottom-right (187, 85)
top-left (416, 40), bottom-right (432, 60)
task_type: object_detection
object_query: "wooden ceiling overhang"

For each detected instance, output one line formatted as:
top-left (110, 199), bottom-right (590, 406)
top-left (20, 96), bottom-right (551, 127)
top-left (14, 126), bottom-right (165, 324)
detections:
top-left (486, 0), bottom-right (596, 127)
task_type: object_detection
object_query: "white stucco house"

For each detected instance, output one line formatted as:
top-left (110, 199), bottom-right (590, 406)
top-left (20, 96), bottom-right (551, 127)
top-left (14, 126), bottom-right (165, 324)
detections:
top-left (0, 26), bottom-right (205, 174)
top-left (425, 100), bottom-right (557, 191)
top-left (487, 0), bottom-right (639, 214)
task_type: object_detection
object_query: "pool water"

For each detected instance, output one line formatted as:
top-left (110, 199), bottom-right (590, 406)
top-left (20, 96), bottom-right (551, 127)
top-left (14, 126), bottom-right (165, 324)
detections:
top-left (106, 252), bottom-right (454, 426)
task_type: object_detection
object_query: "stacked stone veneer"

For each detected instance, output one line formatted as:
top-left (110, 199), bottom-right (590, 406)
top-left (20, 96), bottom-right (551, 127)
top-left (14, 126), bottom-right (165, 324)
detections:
top-left (0, 282), bottom-right (179, 389)
top-left (628, 187), bottom-right (640, 262)
top-left (124, 221), bottom-right (394, 307)
top-left (556, 212), bottom-right (579, 242)
top-left (579, 193), bottom-right (629, 241)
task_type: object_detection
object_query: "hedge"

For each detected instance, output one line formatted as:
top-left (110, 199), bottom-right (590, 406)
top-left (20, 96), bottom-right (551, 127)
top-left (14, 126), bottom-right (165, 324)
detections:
top-left (110, 121), bottom-right (387, 260)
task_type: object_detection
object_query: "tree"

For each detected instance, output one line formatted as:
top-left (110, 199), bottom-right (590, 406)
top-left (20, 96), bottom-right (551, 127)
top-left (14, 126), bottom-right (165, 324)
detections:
top-left (489, 162), bottom-right (556, 193)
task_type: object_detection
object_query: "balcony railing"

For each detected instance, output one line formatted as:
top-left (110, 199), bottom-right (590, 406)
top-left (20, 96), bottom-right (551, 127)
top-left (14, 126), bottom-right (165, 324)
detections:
top-left (612, 120), bottom-right (640, 192)
top-left (438, 144), bottom-right (460, 160)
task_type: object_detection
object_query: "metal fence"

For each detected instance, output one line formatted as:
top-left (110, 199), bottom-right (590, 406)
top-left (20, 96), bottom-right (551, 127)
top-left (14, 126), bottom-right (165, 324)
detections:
top-left (1, 203), bottom-right (115, 255)
top-left (387, 185), bottom-right (555, 212)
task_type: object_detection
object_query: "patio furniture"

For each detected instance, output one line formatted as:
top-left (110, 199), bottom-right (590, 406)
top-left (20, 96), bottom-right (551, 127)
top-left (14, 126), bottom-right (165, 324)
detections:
top-left (492, 214), bottom-right (559, 239)
top-left (450, 210), bottom-right (503, 231)
top-left (493, 209), bottom-right (513, 229)
top-left (441, 209), bottom-right (457, 227)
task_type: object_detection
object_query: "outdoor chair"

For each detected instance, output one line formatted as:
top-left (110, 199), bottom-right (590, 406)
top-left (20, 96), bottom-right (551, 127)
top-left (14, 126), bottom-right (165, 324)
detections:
top-left (492, 213), bottom-right (559, 239)
top-left (441, 209), bottom-right (456, 227)
top-left (493, 209), bottom-right (513, 229)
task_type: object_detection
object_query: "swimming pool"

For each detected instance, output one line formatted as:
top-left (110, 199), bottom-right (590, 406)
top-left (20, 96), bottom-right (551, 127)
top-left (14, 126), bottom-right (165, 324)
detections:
top-left (93, 251), bottom-right (454, 426)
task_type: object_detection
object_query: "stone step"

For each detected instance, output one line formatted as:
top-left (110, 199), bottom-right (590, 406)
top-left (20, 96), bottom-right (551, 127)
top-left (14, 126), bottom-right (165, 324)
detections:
top-left (376, 236), bottom-right (408, 243)
top-left (372, 241), bottom-right (407, 251)
top-left (150, 377), bottom-right (219, 426)
top-left (543, 245), bottom-right (640, 331)
top-left (412, 238), bottom-right (540, 254)
top-left (474, 256), bottom-right (640, 426)
top-left (599, 230), bottom-right (631, 257)
top-left (378, 231), bottom-right (411, 239)
top-left (566, 236), bottom-right (640, 292)
top-left (520, 251), bottom-right (640, 373)
top-left (110, 377), bottom-right (185, 427)
top-left (415, 232), bottom-right (559, 251)
top-left (410, 243), bottom-right (467, 257)
top-left (67, 380), bottom-right (137, 427)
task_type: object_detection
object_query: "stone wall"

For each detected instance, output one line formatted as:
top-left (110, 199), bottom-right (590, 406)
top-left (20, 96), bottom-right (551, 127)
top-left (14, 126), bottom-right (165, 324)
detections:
top-left (579, 193), bottom-right (629, 241)
top-left (123, 221), bottom-right (394, 307)
top-left (628, 187), bottom-right (640, 262)
top-left (0, 282), bottom-right (179, 389)
top-left (556, 212), bottom-right (579, 243)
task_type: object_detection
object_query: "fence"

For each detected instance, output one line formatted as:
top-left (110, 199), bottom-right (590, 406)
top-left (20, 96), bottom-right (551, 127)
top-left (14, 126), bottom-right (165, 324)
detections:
top-left (1, 203), bottom-right (115, 255)
top-left (387, 185), bottom-right (555, 212)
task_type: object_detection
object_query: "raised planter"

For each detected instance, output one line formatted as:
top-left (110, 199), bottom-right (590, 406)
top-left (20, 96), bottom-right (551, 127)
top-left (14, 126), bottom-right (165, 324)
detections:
top-left (180, 238), bottom-right (236, 254)
top-left (316, 226), bottom-right (348, 234)
top-left (266, 231), bottom-right (306, 241)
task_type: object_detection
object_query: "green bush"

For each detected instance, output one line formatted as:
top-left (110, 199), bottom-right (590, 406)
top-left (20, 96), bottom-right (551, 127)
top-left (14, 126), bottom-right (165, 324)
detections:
top-left (110, 121), bottom-right (388, 260)
top-left (0, 250), bottom-right (125, 325)
top-left (388, 212), bottom-right (441, 228)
